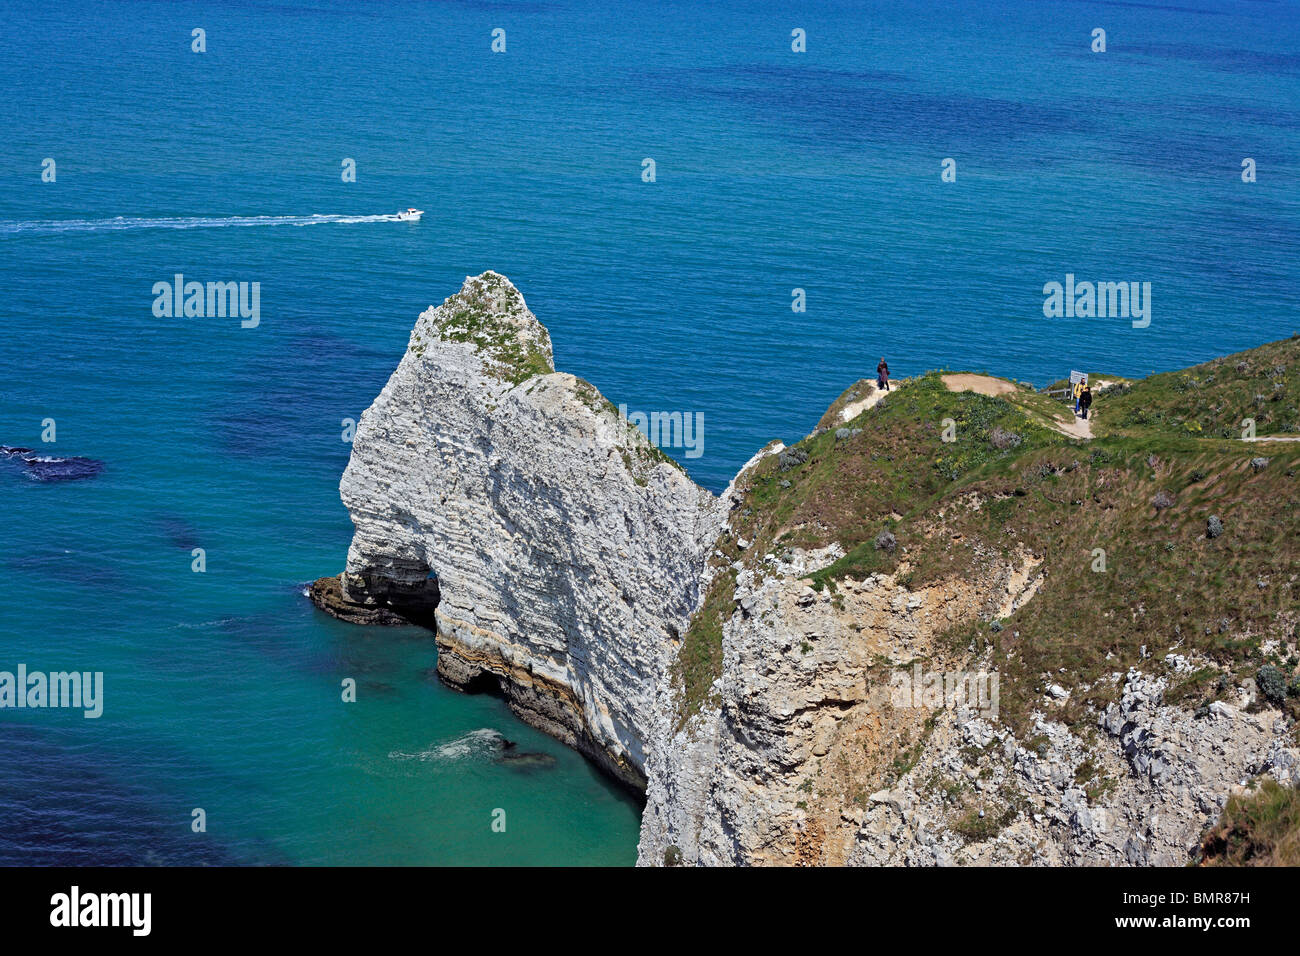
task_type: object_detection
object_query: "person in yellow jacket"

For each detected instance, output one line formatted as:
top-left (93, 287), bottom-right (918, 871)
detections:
top-left (1072, 378), bottom-right (1086, 416)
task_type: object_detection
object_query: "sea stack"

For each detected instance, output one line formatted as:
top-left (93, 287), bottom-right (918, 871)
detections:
top-left (316, 271), bottom-right (723, 789)
top-left (316, 273), bottom-right (1300, 866)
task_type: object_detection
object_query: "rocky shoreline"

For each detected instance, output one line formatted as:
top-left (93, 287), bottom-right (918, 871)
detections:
top-left (308, 573), bottom-right (438, 628)
top-left (313, 272), bottom-right (1300, 866)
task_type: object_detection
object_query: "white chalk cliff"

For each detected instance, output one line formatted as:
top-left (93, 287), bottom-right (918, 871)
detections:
top-left (333, 271), bottom-right (722, 787)
top-left (321, 272), bottom-right (1299, 866)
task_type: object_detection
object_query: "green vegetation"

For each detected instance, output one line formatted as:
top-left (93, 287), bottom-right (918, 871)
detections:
top-left (619, 429), bottom-right (687, 480)
top-left (572, 376), bottom-right (617, 417)
top-left (428, 271), bottom-right (554, 385)
top-left (888, 711), bottom-right (940, 783)
top-left (742, 373), bottom-right (1063, 591)
top-left (423, 273), bottom-right (690, 481)
top-left (672, 566), bottom-right (735, 728)
top-left (1073, 758), bottom-right (1118, 804)
top-left (1199, 778), bottom-right (1300, 866)
top-left (568, 376), bottom-right (687, 480)
top-left (951, 802), bottom-right (1018, 843)
top-left (948, 783), bottom-right (1030, 843)
top-left (922, 424), bottom-right (1300, 735)
top-left (674, 337), bottom-right (1300, 751)
top-left (1099, 335), bottom-right (1300, 439)
top-left (998, 379), bottom-right (1096, 433)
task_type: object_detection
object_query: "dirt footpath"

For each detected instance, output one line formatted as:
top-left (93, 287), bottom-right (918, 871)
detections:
top-left (942, 373), bottom-right (1093, 440)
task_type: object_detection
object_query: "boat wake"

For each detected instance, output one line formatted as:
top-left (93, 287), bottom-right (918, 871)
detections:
top-left (0, 213), bottom-right (410, 236)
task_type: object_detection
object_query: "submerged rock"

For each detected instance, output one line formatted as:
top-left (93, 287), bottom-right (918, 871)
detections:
top-left (497, 739), bottom-right (558, 771)
top-left (2, 449), bottom-right (105, 481)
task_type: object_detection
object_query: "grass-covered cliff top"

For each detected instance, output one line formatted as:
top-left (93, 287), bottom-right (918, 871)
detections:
top-left (412, 271), bottom-right (555, 385)
top-left (677, 336), bottom-right (1300, 736)
top-left (1098, 334), bottom-right (1300, 439)
top-left (408, 272), bottom-right (693, 486)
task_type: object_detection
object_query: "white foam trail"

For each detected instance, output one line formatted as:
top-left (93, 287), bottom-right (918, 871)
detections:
top-left (0, 213), bottom-right (404, 236)
top-left (389, 728), bottom-right (504, 763)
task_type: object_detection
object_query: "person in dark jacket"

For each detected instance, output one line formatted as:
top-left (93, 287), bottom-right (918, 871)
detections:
top-left (1079, 385), bottom-right (1093, 420)
top-left (877, 358), bottom-right (890, 391)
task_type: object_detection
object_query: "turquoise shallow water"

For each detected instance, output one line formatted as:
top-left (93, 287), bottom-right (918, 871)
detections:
top-left (1, 0), bottom-right (1297, 864)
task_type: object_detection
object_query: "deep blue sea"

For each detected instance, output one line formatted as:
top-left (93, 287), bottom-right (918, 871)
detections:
top-left (1, 0), bottom-right (1297, 865)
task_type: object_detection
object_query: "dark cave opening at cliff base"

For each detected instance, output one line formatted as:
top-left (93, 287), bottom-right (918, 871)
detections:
top-left (371, 564), bottom-right (440, 630)
top-left (446, 666), bottom-right (499, 696)
top-left (310, 562), bottom-right (442, 630)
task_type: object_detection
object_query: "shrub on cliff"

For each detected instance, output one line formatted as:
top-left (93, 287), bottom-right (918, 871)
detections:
top-left (1151, 489), bottom-right (1177, 510)
top-left (989, 426), bottom-right (1022, 450)
top-left (1257, 665), bottom-right (1288, 707)
top-left (779, 448), bottom-right (807, 472)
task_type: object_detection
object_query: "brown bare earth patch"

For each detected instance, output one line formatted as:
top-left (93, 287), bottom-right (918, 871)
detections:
top-left (792, 816), bottom-right (826, 866)
top-left (942, 373), bottom-right (1017, 397)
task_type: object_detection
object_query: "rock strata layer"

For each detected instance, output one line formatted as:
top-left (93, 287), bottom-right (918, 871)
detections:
top-left (316, 272), bottom-right (1297, 864)
top-left (316, 272), bottom-right (723, 789)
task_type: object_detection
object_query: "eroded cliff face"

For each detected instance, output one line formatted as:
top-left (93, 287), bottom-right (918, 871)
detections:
top-left (321, 273), bottom-right (1298, 864)
top-left (637, 522), bottom-right (1298, 866)
top-left (637, 442), bottom-right (1054, 866)
top-left (640, 565), bottom-right (1002, 863)
top-left (333, 272), bottom-right (722, 788)
top-left (635, 438), bottom-right (1297, 866)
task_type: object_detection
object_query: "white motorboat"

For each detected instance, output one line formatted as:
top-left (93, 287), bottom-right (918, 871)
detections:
top-left (395, 207), bottom-right (424, 221)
